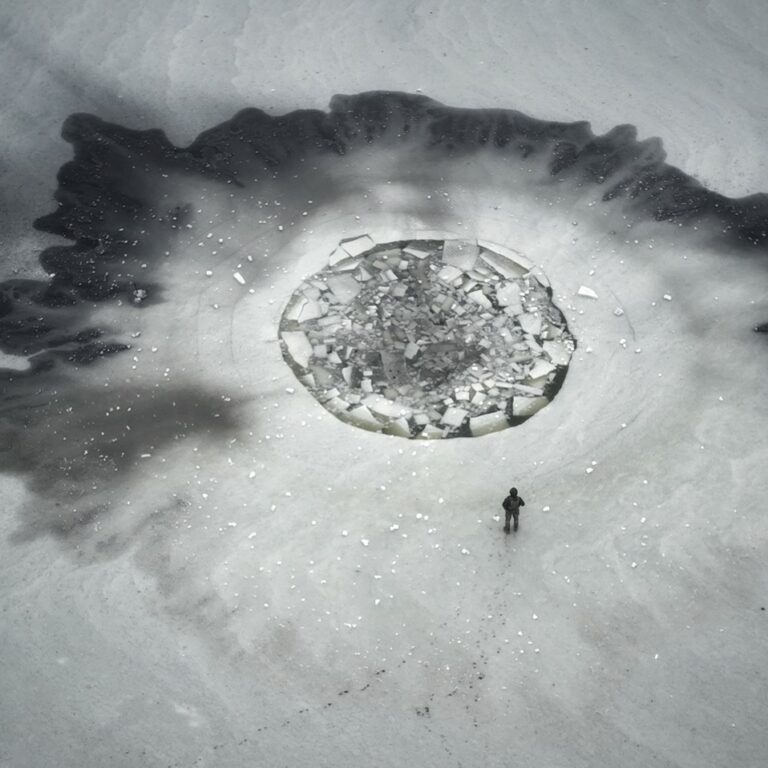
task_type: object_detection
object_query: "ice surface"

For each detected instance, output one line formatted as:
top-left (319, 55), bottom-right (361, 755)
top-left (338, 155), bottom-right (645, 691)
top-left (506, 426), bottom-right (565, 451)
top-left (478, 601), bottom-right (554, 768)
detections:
top-left (1, 3), bottom-right (767, 768)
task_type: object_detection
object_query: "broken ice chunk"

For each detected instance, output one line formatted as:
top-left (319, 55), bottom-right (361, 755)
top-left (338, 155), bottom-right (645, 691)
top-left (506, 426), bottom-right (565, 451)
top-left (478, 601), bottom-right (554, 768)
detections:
top-left (511, 383), bottom-right (545, 396)
top-left (440, 406), bottom-right (468, 427)
top-left (283, 294), bottom-right (307, 321)
top-left (344, 405), bottom-right (383, 432)
top-left (281, 331), bottom-right (313, 368)
top-left (467, 289), bottom-right (492, 309)
top-left (527, 360), bottom-right (556, 380)
top-left (441, 240), bottom-right (479, 271)
top-left (577, 286), bottom-right (598, 299)
top-left (518, 313), bottom-right (542, 336)
top-left (233, 271), bottom-right (246, 285)
top-left (477, 240), bottom-right (533, 271)
top-left (298, 299), bottom-right (324, 322)
top-left (419, 424), bottom-right (446, 439)
top-left (479, 249), bottom-right (529, 279)
top-left (469, 411), bottom-right (508, 436)
top-left (437, 265), bottom-right (464, 285)
top-left (385, 418), bottom-right (412, 437)
top-left (340, 234), bottom-right (375, 258)
top-left (513, 396), bottom-right (549, 417)
top-left (403, 244), bottom-right (432, 259)
top-left (404, 342), bottom-right (420, 359)
top-left (542, 340), bottom-right (571, 366)
top-left (326, 274), bottom-right (362, 304)
top-left (495, 282), bottom-right (523, 314)
top-left (363, 396), bottom-right (413, 420)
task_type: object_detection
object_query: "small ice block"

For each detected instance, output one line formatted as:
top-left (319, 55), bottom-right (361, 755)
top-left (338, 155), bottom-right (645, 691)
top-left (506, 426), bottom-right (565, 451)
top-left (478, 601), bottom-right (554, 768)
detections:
top-left (298, 299), bottom-right (324, 322)
top-left (469, 411), bottom-right (508, 436)
top-left (327, 274), bottom-right (361, 304)
top-left (518, 313), bottom-right (542, 336)
top-left (403, 245), bottom-right (432, 259)
top-left (442, 240), bottom-right (479, 271)
top-left (419, 424), bottom-right (445, 439)
top-left (345, 405), bottom-right (383, 431)
top-left (281, 331), bottom-right (313, 368)
top-left (340, 234), bottom-right (375, 258)
top-left (386, 418), bottom-right (412, 437)
top-left (479, 250), bottom-right (528, 279)
top-left (543, 340), bottom-right (571, 366)
top-left (578, 285), bottom-right (598, 299)
top-left (527, 360), bottom-right (556, 379)
top-left (513, 396), bottom-right (549, 418)
top-left (233, 271), bottom-right (246, 285)
top-left (441, 406), bottom-right (468, 427)
top-left (467, 290), bottom-right (492, 309)
top-left (283, 294), bottom-right (307, 321)
top-left (495, 282), bottom-right (523, 313)
top-left (404, 342), bottom-right (420, 359)
top-left (471, 390), bottom-right (487, 405)
top-left (477, 241), bottom-right (533, 271)
top-left (438, 265), bottom-right (463, 285)
top-left (511, 383), bottom-right (544, 396)
top-left (325, 396), bottom-right (350, 413)
top-left (364, 396), bottom-right (412, 419)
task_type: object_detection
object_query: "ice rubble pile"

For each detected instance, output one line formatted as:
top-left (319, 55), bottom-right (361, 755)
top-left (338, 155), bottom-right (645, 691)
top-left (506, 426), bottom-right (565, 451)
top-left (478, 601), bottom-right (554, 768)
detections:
top-left (279, 236), bottom-right (575, 438)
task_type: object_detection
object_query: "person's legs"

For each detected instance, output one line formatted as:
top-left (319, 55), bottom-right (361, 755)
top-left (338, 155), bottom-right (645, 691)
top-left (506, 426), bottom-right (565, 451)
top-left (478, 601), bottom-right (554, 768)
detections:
top-left (504, 510), bottom-right (511, 532)
top-left (513, 511), bottom-right (519, 532)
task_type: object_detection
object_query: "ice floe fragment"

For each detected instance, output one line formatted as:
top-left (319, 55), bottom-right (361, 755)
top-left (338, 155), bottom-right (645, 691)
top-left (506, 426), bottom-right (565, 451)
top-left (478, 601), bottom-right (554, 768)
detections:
top-left (281, 331), bottom-right (313, 368)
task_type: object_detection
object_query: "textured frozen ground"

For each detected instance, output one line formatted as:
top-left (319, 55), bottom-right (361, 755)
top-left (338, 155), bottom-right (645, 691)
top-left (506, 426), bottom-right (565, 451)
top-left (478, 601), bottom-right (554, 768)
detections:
top-left (1, 2), bottom-right (768, 768)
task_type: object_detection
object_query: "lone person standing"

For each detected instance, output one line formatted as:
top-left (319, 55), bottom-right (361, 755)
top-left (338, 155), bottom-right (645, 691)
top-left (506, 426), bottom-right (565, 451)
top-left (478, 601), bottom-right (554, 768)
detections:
top-left (502, 487), bottom-right (525, 533)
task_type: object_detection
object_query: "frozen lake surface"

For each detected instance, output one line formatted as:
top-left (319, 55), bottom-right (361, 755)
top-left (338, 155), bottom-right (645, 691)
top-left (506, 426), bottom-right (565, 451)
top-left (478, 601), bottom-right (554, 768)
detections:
top-left (1, 2), bottom-right (767, 767)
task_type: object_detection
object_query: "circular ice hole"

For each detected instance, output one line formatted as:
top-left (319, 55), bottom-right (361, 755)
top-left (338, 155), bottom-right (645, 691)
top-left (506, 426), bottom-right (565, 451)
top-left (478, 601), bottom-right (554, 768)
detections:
top-left (279, 237), bottom-right (576, 438)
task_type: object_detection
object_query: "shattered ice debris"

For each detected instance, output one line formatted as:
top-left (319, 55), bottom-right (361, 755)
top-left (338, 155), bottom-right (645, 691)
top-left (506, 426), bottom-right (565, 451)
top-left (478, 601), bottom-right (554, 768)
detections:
top-left (663, 294), bottom-right (672, 301)
top-left (389, 524), bottom-right (400, 532)
top-left (233, 271), bottom-right (246, 285)
top-left (361, 538), bottom-right (370, 547)
top-left (577, 286), bottom-right (598, 299)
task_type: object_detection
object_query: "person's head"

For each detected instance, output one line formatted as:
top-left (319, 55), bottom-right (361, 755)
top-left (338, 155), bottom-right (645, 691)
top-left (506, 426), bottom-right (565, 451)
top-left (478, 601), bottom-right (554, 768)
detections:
top-left (509, 487), bottom-right (517, 497)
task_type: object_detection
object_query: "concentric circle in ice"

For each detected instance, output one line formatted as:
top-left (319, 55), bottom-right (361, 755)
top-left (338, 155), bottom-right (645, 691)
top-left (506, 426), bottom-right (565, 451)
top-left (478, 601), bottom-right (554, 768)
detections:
top-left (279, 236), bottom-right (575, 438)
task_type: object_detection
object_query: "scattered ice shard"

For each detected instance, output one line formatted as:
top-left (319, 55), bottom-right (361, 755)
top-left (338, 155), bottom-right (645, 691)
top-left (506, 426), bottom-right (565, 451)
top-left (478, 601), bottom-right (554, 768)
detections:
top-left (280, 331), bottom-right (313, 368)
top-left (578, 286), bottom-right (598, 299)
